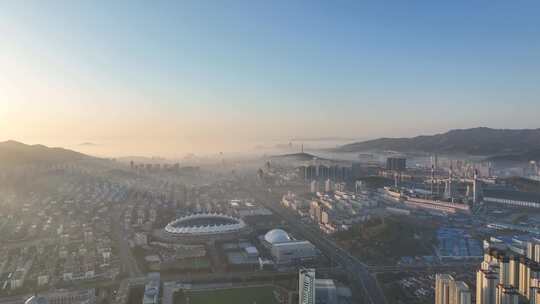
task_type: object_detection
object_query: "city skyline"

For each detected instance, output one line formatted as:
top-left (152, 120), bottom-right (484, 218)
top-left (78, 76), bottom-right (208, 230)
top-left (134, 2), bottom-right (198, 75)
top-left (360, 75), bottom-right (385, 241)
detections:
top-left (1, 1), bottom-right (539, 156)
top-left (3, 2), bottom-right (540, 304)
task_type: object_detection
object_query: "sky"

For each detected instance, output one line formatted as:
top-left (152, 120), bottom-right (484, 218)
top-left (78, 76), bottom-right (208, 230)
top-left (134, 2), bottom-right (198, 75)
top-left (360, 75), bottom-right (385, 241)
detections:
top-left (1, 1), bottom-right (539, 157)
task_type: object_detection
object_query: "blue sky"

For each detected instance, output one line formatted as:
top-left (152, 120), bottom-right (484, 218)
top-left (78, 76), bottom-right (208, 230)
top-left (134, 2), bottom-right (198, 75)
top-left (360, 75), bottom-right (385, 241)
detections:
top-left (1, 1), bottom-right (539, 155)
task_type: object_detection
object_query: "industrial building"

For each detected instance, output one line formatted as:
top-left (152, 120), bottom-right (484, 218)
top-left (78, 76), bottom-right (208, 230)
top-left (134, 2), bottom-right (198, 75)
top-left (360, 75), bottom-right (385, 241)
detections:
top-left (483, 189), bottom-right (540, 209)
top-left (436, 228), bottom-right (483, 259)
top-left (383, 187), bottom-right (470, 214)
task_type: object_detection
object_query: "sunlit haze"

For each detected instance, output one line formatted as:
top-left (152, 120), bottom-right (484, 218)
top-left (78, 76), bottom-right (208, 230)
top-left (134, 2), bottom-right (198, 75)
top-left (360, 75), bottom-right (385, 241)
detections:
top-left (1, 1), bottom-right (539, 156)
top-left (3, 3), bottom-right (540, 304)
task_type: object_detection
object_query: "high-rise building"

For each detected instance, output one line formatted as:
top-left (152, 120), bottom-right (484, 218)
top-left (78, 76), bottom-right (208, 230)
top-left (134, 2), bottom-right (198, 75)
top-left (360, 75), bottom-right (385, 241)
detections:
top-left (435, 274), bottom-right (471, 304)
top-left (509, 256), bottom-right (520, 289)
top-left (495, 285), bottom-right (518, 304)
top-left (435, 274), bottom-right (452, 304)
top-left (477, 268), bottom-right (498, 304)
top-left (444, 166), bottom-right (454, 199)
top-left (474, 246), bottom-right (540, 304)
top-left (299, 268), bottom-right (316, 304)
top-left (310, 201), bottom-right (322, 223)
top-left (310, 180), bottom-right (319, 193)
top-left (518, 258), bottom-right (530, 297)
top-left (432, 155), bottom-right (439, 171)
top-left (473, 170), bottom-right (482, 205)
top-left (454, 281), bottom-right (472, 304)
top-left (319, 165), bottom-right (329, 179)
top-left (531, 278), bottom-right (540, 304)
top-left (386, 157), bottom-right (406, 172)
top-left (324, 179), bottom-right (333, 192)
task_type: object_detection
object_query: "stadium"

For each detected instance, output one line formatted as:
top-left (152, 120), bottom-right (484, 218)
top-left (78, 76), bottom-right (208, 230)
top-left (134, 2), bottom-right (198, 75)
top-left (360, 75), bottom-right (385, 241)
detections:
top-left (155, 213), bottom-right (249, 243)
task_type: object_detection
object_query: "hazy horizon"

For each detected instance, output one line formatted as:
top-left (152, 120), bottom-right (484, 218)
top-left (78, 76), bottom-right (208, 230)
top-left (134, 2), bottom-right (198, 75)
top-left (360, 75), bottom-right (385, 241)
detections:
top-left (2, 1), bottom-right (539, 156)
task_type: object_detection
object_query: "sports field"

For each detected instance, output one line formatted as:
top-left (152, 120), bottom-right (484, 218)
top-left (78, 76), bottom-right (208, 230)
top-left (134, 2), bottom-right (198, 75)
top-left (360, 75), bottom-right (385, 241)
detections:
top-left (177, 286), bottom-right (278, 304)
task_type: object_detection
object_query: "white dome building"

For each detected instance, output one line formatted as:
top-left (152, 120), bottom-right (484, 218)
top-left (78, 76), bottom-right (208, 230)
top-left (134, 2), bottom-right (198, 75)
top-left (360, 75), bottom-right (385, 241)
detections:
top-left (262, 229), bottom-right (316, 265)
top-left (264, 229), bottom-right (292, 244)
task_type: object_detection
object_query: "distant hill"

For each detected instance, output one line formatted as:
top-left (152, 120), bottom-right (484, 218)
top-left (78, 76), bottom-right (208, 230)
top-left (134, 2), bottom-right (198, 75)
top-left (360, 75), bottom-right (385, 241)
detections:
top-left (116, 156), bottom-right (168, 164)
top-left (337, 127), bottom-right (540, 156)
top-left (79, 142), bottom-right (98, 146)
top-left (0, 140), bottom-right (89, 166)
top-left (270, 152), bottom-right (323, 162)
top-left (485, 149), bottom-right (540, 162)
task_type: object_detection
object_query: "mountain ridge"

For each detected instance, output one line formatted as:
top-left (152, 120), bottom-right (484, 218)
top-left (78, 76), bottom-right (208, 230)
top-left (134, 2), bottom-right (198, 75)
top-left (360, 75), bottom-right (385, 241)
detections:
top-left (0, 140), bottom-right (90, 166)
top-left (336, 127), bottom-right (540, 157)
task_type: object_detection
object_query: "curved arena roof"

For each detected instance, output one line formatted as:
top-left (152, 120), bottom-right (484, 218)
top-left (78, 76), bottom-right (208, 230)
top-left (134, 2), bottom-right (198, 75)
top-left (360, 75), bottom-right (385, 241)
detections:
top-left (165, 213), bottom-right (246, 235)
top-left (264, 229), bottom-right (291, 244)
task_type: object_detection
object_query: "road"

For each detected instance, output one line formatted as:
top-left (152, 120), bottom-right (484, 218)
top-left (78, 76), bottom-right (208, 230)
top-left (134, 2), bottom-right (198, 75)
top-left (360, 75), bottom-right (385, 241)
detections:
top-left (3, 237), bottom-right (57, 250)
top-left (367, 263), bottom-right (479, 274)
top-left (247, 185), bottom-right (387, 304)
top-left (111, 205), bottom-right (142, 277)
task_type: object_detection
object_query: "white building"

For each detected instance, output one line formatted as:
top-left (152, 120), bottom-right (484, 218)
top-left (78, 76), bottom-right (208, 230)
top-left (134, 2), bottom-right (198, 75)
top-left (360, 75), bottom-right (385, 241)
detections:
top-left (263, 229), bottom-right (316, 265)
top-left (299, 268), bottom-right (316, 304)
top-left (324, 179), bottom-right (333, 192)
top-left (37, 275), bottom-right (49, 286)
top-left (143, 273), bottom-right (160, 304)
top-left (43, 289), bottom-right (96, 304)
top-left (310, 180), bottom-right (319, 193)
top-left (134, 232), bottom-right (148, 246)
top-left (315, 279), bottom-right (337, 304)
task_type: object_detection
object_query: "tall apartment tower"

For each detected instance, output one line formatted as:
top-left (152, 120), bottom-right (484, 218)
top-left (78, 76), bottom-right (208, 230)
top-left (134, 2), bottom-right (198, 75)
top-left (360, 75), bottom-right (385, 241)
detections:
top-left (476, 268), bottom-right (499, 304)
top-left (454, 281), bottom-right (472, 304)
top-left (473, 169), bottom-right (482, 205)
top-left (310, 180), bottom-right (319, 193)
top-left (435, 274), bottom-right (452, 304)
top-left (495, 285), bottom-right (519, 304)
top-left (444, 164), bottom-right (454, 199)
top-left (299, 268), bottom-right (316, 304)
top-left (435, 274), bottom-right (471, 304)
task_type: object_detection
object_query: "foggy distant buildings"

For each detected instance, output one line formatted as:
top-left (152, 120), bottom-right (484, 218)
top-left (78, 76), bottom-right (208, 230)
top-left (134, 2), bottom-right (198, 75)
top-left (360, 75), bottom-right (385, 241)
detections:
top-left (386, 157), bottom-right (406, 172)
top-left (300, 164), bottom-right (352, 182)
